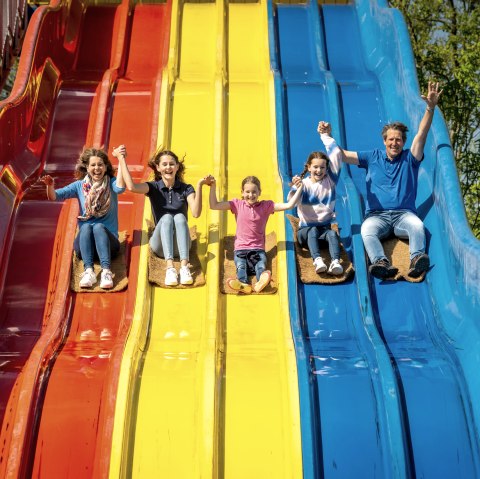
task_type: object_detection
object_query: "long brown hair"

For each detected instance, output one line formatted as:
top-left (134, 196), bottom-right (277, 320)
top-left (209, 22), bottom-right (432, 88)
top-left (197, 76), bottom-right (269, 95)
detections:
top-left (74, 147), bottom-right (114, 180)
top-left (148, 149), bottom-right (186, 182)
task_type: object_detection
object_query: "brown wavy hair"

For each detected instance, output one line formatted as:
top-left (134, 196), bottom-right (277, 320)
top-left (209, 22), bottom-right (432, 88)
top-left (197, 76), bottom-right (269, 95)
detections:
top-left (148, 149), bottom-right (186, 182)
top-left (74, 147), bottom-right (114, 180)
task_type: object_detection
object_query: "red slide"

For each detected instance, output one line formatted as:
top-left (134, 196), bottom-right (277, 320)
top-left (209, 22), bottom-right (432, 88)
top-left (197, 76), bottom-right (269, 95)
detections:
top-left (0, 1), bottom-right (171, 477)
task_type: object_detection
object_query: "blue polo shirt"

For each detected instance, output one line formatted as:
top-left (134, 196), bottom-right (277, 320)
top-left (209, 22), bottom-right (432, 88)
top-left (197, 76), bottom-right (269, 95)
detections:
top-left (146, 179), bottom-right (195, 224)
top-left (357, 148), bottom-right (422, 214)
top-left (54, 176), bottom-right (125, 237)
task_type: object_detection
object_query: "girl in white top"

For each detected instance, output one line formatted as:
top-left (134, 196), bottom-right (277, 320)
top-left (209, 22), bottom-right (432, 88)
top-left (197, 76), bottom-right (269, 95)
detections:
top-left (289, 121), bottom-right (344, 275)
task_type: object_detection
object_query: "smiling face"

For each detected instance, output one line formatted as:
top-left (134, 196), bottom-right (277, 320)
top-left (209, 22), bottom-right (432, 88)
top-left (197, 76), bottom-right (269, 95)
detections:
top-left (384, 128), bottom-right (405, 160)
top-left (241, 182), bottom-right (261, 205)
top-left (308, 157), bottom-right (328, 183)
top-left (156, 154), bottom-right (179, 183)
top-left (87, 156), bottom-right (107, 182)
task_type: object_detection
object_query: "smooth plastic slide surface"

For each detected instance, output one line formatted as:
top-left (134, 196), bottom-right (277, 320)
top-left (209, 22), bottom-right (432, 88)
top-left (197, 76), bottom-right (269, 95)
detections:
top-left (270, 2), bottom-right (408, 477)
top-left (271, 0), bottom-right (480, 477)
top-left (0, 1), bottom-right (171, 477)
top-left (222, 2), bottom-right (302, 477)
top-left (30, 3), bottom-right (171, 477)
top-left (110, 3), bottom-right (220, 477)
top-left (111, 2), bottom-right (302, 478)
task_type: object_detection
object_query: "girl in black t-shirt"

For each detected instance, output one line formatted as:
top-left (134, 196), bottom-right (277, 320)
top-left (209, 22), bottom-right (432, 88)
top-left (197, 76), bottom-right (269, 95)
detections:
top-left (113, 145), bottom-right (209, 286)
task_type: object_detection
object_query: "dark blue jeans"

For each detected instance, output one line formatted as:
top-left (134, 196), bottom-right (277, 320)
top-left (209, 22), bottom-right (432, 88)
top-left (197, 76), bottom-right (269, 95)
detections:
top-left (74, 223), bottom-right (120, 270)
top-left (297, 225), bottom-right (340, 261)
top-left (234, 249), bottom-right (267, 283)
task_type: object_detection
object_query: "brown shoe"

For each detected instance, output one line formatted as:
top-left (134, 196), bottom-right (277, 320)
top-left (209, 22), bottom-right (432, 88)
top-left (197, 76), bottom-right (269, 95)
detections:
top-left (408, 253), bottom-right (430, 278)
top-left (254, 270), bottom-right (271, 293)
top-left (227, 278), bottom-right (252, 294)
top-left (369, 258), bottom-right (398, 279)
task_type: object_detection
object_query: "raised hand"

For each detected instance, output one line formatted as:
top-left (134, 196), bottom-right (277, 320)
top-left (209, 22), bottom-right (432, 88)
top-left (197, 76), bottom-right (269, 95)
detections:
top-left (421, 81), bottom-right (443, 109)
top-left (317, 121), bottom-right (332, 135)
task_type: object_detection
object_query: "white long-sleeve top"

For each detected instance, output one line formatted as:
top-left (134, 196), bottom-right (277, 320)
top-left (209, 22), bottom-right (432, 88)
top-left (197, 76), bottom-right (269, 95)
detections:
top-left (288, 134), bottom-right (342, 227)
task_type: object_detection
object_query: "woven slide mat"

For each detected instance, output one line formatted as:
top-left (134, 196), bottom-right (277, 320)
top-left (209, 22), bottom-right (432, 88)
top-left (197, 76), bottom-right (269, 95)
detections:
top-left (382, 237), bottom-right (426, 282)
top-left (220, 232), bottom-right (278, 295)
top-left (148, 226), bottom-right (206, 288)
top-left (286, 215), bottom-right (354, 284)
top-left (71, 231), bottom-right (129, 293)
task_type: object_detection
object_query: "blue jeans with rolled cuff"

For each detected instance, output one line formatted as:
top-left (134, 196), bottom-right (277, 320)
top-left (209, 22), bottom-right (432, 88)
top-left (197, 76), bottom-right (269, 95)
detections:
top-left (234, 249), bottom-right (267, 284)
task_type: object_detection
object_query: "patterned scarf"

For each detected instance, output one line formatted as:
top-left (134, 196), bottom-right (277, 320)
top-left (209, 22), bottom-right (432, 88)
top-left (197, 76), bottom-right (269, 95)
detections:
top-left (78, 175), bottom-right (112, 221)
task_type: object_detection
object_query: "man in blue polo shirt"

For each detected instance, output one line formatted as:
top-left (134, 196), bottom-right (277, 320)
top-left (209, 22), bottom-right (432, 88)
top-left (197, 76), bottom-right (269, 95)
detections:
top-left (339, 81), bottom-right (442, 279)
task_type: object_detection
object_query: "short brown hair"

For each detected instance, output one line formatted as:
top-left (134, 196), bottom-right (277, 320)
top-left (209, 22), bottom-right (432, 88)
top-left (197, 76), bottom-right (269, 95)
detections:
top-left (381, 122), bottom-right (408, 142)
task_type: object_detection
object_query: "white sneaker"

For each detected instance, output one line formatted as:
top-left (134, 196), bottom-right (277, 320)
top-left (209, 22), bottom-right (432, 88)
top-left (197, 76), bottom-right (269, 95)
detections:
top-left (179, 265), bottom-right (193, 285)
top-left (313, 257), bottom-right (327, 273)
top-left (328, 258), bottom-right (343, 275)
top-left (100, 269), bottom-right (114, 289)
top-left (79, 268), bottom-right (97, 287)
top-left (165, 267), bottom-right (178, 286)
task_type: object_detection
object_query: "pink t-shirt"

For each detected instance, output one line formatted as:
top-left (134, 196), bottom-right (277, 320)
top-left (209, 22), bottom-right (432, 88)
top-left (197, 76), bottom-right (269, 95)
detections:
top-left (229, 198), bottom-right (275, 250)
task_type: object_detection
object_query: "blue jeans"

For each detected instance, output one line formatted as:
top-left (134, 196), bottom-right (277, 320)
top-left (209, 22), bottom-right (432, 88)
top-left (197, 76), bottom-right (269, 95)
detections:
top-left (297, 225), bottom-right (341, 261)
top-left (234, 250), bottom-right (267, 283)
top-left (361, 210), bottom-right (426, 263)
top-left (74, 223), bottom-right (120, 270)
top-left (150, 213), bottom-right (191, 261)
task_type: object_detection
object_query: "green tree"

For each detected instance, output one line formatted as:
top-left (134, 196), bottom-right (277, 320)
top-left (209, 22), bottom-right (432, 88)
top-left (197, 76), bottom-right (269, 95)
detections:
top-left (389, 0), bottom-right (480, 237)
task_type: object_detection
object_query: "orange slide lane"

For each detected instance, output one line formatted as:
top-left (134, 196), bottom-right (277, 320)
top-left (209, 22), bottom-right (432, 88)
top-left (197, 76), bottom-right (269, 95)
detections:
top-left (0, 1), bottom-right (171, 477)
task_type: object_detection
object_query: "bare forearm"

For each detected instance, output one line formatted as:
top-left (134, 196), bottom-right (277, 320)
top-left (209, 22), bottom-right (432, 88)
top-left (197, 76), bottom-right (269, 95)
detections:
top-left (47, 184), bottom-right (56, 200)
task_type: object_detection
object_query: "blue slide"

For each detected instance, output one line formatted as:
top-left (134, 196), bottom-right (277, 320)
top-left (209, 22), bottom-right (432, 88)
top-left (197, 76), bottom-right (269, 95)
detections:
top-left (268, 0), bottom-right (480, 477)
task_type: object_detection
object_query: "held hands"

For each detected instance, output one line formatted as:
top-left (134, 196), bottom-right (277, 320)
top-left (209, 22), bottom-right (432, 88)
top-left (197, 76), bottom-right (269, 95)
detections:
top-left (40, 175), bottom-right (54, 186)
top-left (202, 174), bottom-right (216, 186)
top-left (291, 175), bottom-right (302, 189)
top-left (422, 81), bottom-right (443, 109)
top-left (317, 121), bottom-right (332, 136)
top-left (112, 145), bottom-right (127, 159)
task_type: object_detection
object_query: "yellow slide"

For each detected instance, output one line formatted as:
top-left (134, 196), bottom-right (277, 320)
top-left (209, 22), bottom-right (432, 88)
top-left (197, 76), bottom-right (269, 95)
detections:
top-left (221, 3), bottom-right (302, 477)
top-left (110, 1), bottom-right (302, 477)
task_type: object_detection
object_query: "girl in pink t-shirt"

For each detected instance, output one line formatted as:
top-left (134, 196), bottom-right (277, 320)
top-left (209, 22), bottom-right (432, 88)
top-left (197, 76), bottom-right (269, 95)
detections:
top-left (208, 175), bottom-right (303, 293)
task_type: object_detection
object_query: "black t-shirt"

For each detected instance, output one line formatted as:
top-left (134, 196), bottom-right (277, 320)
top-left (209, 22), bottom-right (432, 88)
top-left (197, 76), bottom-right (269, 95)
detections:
top-left (147, 179), bottom-right (195, 224)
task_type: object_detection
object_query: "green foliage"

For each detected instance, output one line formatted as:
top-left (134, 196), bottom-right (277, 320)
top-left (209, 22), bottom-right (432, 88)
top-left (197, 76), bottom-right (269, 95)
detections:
top-left (389, 0), bottom-right (480, 237)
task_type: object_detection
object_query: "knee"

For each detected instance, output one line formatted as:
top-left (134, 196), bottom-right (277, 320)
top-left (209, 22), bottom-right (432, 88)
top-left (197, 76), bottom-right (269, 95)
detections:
top-left (410, 217), bottom-right (425, 234)
top-left (361, 219), bottom-right (379, 238)
top-left (173, 213), bottom-right (187, 226)
top-left (92, 223), bottom-right (107, 233)
top-left (326, 229), bottom-right (338, 242)
top-left (79, 223), bottom-right (93, 238)
top-left (161, 214), bottom-right (174, 228)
